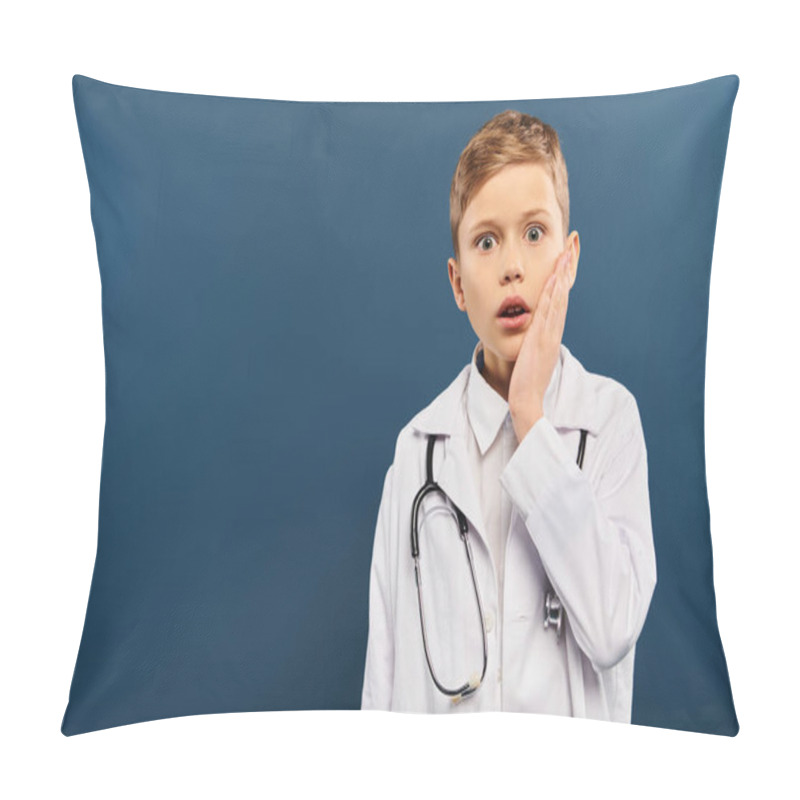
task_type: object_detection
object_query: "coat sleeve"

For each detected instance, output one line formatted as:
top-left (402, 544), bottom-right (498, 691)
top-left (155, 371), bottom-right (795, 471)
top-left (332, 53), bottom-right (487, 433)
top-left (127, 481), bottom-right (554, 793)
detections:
top-left (361, 463), bottom-right (396, 710)
top-left (498, 394), bottom-right (657, 671)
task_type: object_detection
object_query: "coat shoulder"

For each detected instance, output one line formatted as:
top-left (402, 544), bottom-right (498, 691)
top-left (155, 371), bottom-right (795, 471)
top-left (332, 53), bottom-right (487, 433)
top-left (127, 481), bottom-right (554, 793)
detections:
top-left (561, 347), bottom-right (641, 435)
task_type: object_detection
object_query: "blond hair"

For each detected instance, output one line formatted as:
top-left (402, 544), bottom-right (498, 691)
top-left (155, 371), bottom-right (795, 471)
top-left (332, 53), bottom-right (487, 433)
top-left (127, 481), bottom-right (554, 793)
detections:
top-left (449, 110), bottom-right (569, 261)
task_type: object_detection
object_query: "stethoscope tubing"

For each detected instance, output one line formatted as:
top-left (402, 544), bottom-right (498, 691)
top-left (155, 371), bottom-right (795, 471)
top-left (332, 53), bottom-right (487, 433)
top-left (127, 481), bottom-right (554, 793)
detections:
top-left (411, 435), bottom-right (488, 700)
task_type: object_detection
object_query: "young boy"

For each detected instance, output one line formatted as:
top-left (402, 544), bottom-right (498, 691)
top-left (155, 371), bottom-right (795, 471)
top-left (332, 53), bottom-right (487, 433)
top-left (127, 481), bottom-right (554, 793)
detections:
top-left (361, 111), bottom-right (657, 722)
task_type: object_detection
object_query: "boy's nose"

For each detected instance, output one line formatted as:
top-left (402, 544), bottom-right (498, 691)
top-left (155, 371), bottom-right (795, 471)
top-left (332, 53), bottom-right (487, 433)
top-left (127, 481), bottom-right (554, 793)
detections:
top-left (501, 258), bottom-right (524, 283)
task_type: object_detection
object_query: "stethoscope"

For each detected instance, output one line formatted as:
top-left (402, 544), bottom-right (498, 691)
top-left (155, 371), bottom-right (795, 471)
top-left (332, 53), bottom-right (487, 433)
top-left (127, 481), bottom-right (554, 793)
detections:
top-left (411, 427), bottom-right (588, 703)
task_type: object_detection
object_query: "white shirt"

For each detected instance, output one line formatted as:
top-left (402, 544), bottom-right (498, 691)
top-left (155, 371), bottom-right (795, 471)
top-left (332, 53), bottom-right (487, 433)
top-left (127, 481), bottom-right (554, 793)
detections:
top-left (464, 341), bottom-right (571, 712)
top-left (361, 343), bottom-right (657, 721)
top-left (465, 340), bottom-right (516, 615)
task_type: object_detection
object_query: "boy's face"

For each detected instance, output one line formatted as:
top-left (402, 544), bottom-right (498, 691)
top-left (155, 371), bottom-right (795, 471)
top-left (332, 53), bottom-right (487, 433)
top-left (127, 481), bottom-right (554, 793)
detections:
top-left (448, 162), bottom-right (579, 368)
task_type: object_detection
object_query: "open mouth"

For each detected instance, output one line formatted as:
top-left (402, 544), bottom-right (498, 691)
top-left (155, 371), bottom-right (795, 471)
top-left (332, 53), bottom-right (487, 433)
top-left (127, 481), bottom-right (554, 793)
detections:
top-left (499, 306), bottom-right (527, 318)
top-left (497, 308), bottom-right (530, 330)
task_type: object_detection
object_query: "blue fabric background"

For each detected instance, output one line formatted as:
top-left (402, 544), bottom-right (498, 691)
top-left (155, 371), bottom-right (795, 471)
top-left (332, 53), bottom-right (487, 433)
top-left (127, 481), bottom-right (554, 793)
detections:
top-left (63, 74), bottom-right (739, 735)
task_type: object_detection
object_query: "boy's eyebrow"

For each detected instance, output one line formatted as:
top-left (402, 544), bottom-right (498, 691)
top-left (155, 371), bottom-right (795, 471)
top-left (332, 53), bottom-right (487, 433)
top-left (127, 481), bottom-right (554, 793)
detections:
top-left (467, 208), bottom-right (552, 235)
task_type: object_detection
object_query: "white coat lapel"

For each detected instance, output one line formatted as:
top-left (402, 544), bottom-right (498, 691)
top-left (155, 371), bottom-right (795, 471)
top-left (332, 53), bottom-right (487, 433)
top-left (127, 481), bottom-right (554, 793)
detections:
top-left (408, 364), bottom-right (488, 547)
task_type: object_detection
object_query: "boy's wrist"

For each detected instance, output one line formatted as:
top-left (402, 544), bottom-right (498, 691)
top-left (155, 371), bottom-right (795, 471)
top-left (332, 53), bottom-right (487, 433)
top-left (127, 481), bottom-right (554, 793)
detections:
top-left (510, 404), bottom-right (544, 442)
top-left (510, 401), bottom-right (543, 421)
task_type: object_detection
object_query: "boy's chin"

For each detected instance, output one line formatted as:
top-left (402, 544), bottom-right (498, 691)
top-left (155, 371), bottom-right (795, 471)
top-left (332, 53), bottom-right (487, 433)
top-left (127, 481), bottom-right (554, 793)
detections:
top-left (485, 340), bottom-right (522, 364)
top-left (502, 339), bottom-right (524, 359)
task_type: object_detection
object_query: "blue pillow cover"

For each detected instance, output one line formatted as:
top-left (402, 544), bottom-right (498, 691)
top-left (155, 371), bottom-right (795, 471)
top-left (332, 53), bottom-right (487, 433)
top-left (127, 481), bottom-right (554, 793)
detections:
top-left (63, 74), bottom-right (739, 736)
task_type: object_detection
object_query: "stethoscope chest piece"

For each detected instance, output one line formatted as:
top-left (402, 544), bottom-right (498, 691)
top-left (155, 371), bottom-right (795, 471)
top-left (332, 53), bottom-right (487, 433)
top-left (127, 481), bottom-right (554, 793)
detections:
top-left (544, 590), bottom-right (563, 640)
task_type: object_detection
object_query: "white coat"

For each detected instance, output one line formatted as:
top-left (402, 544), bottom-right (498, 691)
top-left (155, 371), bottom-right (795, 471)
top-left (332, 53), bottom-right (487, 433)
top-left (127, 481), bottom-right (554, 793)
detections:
top-left (361, 344), bottom-right (657, 721)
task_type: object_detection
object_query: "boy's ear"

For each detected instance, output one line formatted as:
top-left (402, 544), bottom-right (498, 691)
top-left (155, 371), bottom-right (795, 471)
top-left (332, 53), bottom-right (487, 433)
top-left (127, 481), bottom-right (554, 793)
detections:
top-left (566, 231), bottom-right (580, 289)
top-left (448, 257), bottom-right (467, 312)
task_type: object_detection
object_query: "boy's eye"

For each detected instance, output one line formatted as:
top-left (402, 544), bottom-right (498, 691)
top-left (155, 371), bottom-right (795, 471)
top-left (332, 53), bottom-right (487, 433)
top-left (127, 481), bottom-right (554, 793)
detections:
top-left (477, 235), bottom-right (496, 251)
top-left (526, 225), bottom-right (543, 243)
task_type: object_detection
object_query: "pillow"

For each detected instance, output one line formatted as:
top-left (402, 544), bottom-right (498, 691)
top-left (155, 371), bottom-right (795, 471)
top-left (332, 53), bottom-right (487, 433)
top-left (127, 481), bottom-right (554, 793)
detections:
top-left (63, 74), bottom-right (739, 736)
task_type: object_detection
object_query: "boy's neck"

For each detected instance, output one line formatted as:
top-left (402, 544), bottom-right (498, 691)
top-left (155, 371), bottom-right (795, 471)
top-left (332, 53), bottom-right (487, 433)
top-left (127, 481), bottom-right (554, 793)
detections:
top-left (479, 345), bottom-right (513, 403)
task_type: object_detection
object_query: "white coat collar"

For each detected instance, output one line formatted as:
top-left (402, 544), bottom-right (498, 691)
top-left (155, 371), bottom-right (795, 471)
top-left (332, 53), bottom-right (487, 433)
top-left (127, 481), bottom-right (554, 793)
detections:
top-left (466, 341), bottom-right (565, 456)
top-left (410, 342), bottom-right (600, 439)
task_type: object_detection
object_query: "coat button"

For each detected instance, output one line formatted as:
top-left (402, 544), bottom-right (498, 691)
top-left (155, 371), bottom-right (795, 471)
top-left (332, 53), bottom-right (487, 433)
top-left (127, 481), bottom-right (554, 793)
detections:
top-left (484, 612), bottom-right (495, 633)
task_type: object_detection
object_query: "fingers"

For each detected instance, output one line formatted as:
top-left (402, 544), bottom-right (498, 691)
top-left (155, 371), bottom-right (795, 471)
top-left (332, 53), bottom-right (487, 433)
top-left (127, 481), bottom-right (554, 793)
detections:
top-left (543, 248), bottom-right (570, 306)
top-left (545, 249), bottom-right (571, 335)
top-left (540, 250), bottom-right (567, 306)
top-left (534, 270), bottom-right (557, 325)
top-left (535, 247), bottom-right (572, 330)
top-left (553, 246), bottom-right (571, 278)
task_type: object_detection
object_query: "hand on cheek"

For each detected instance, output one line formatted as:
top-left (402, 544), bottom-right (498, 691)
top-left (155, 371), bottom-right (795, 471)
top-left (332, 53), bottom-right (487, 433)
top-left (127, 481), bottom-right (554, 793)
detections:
top-left (508, 246), bottom-right (572, 443)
